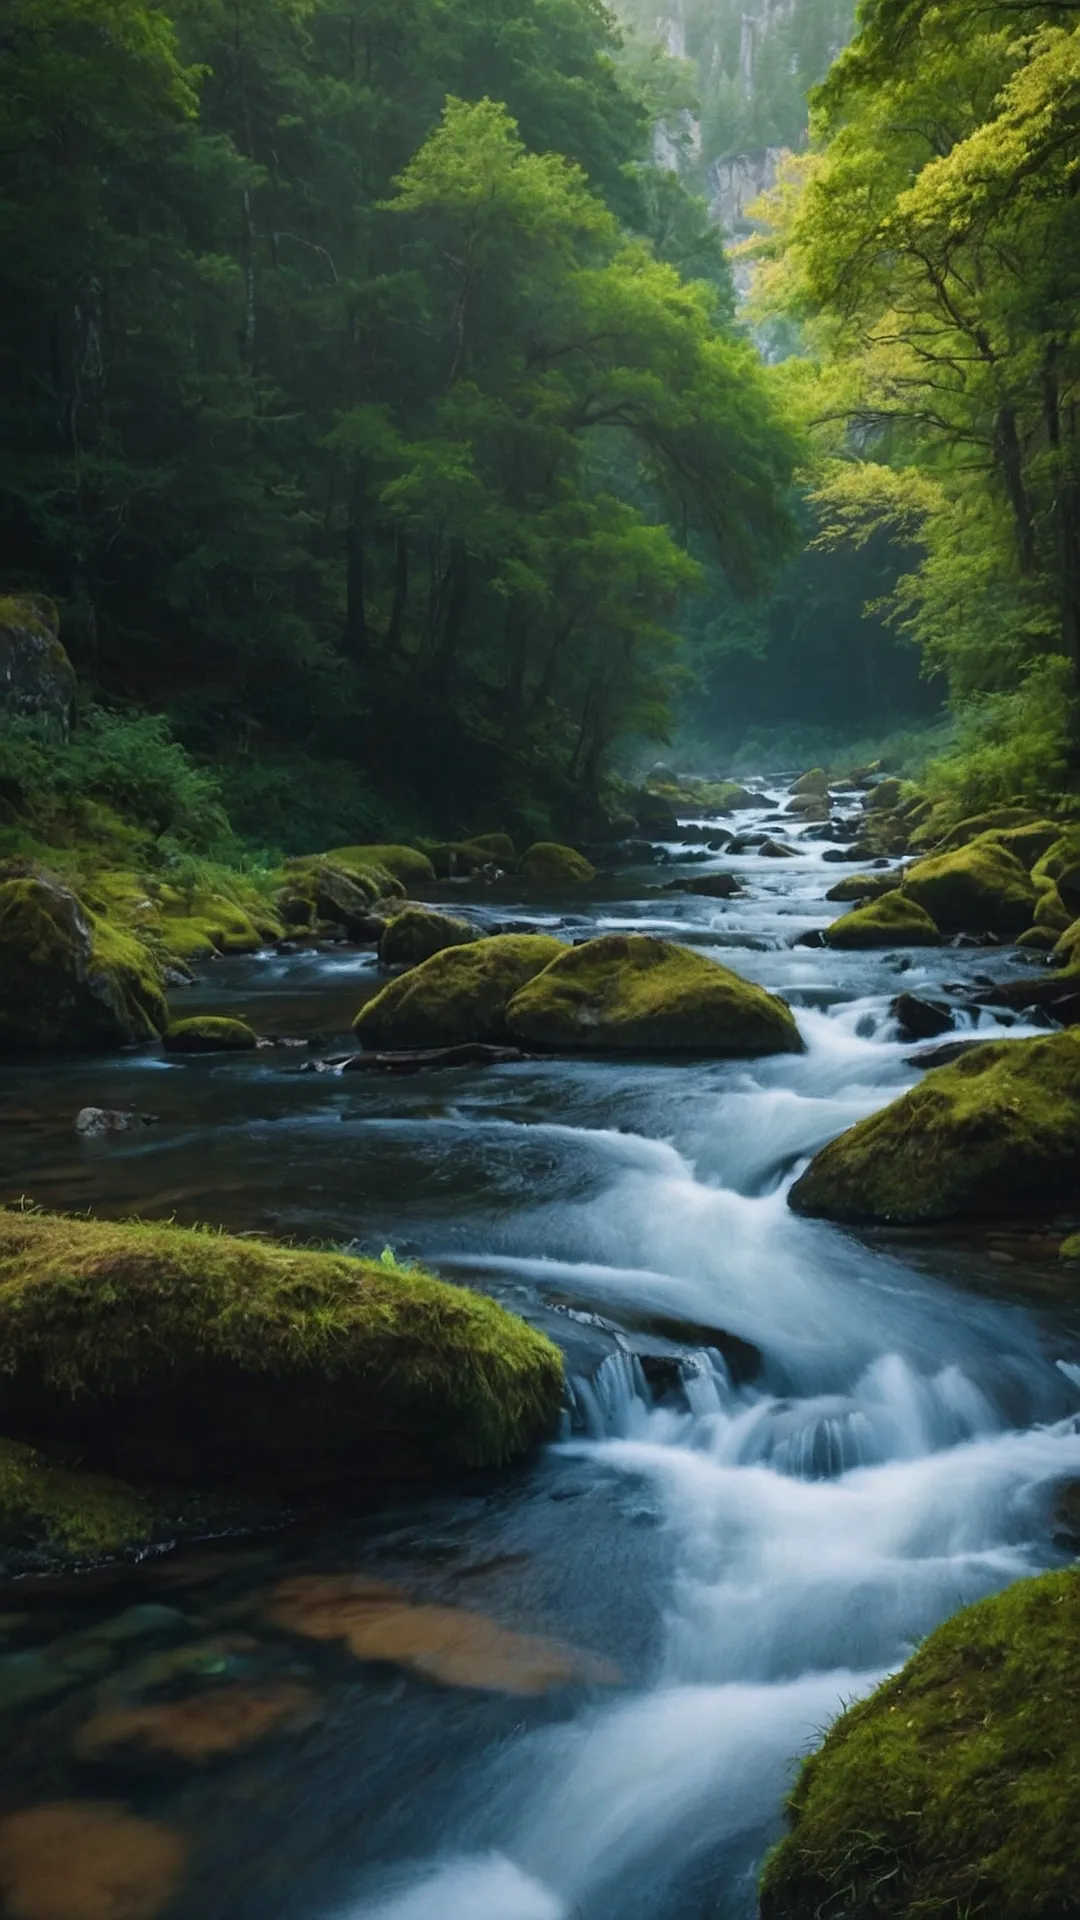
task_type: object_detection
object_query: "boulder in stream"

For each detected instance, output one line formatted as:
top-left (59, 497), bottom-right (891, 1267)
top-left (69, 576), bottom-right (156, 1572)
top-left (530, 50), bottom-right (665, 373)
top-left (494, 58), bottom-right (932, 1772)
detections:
top-left (378, 905), bottom-right (479, 969)
top-left (520, 842), bottom-right (597, 885)
top-left (789, 1030), bottom-right (1080, 1224)
top-left (760, 1567), bottom-right (1080, 1920)
top-left (505, 933), bottom-right (804, 1056)
top-left (824, 889), bottom-right (941, 948)
top-left (0, 871), bottom-right (167, 1050)
top-left (900, 841), bottom-right (1038, 937)
top-left (354, 934), bottom-right (564, 1048)
top-left (0, 1209), bottom-right (564, 1491)
top-left (789, 767), bottom-right (829, 797)
top-left (163, 1015), bottom-right (258, 1053)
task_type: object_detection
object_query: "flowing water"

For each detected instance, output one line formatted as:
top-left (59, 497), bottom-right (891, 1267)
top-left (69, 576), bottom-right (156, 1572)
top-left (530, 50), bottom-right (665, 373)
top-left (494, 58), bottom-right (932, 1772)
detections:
top-left (2, 789), bottom-right (1080, 1919)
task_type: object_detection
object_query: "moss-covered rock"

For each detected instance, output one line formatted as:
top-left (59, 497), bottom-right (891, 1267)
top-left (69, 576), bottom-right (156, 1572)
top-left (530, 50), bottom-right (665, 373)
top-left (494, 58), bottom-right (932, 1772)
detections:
top-left (327, 843), bottom-right (435, 887)
top-left (519, 841), bottom-right (597, 885)
top-left (901, 841), bottom-right (1037, 936)
top-left (1031, 830), bottom-right (1080, 900)
top-left (824, 872), bottom-right (899, 905)
top-left (1016, 926), bottom-right (1058, 953)
top-left (0, 595), bottom-right (75, 737)
top-left (355, 934), bottom-right (564, 1048)
top-left (467, 832), bottom-right (517, 862)
top-left (790, 768), bottom-right (829, 797)
top-left (0, 873), bottom-right (167, 1050)
top-left (163, 1016), bottom-right (257, 1054)
top-left (1032, 880), bottom-right (1073, 933)
top-left (863, 777), bottom-right (904, 812)
top-left (824, 889), bottom-right (940, 948)
top-left (929, 806), bottom-right (1047, 853)
top-left (789, 1031), bottom-right (1080, 1224)
top-left (505, 934), bottom-right (803, 1056)
top-left (759, 1569), bottom-right (1080, 1920)
top-left (378, 905), bottom-right (479, 969)
top-left (427, 839), bottom-right (511, 879)
top-left (278, 856), bottom-right (401, 936)
top-left (0, 1436), bottom-right (149, 1554)
top-left (1053, 917), bottom-right (1080, 966)
top-left (0, 1209), bottom-right (564, 1482)
top-left (632, 788), bottom-right (679, 833)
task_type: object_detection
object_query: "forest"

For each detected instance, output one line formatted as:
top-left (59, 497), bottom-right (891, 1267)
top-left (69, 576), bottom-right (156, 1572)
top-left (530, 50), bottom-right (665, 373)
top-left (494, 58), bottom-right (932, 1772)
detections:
top-left (2, 4), bottom-right (1080, 1919)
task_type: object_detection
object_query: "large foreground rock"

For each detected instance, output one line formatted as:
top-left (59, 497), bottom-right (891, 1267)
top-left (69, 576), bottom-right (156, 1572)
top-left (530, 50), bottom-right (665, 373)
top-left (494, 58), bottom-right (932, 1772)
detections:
top-left (0, 1210), bottom-right (563, 1489)
top-left (901, 841), bottom-right (1037, 936)
top-left (760, 1569), bottom-right (1080, 1920)
top-left (789, 1031), bottom-right (1080, 1224)
top-left (354, 934), bottom-right (563, 1047)
top-left (506, 934), bottom-right (803, 1056)
top-left (0, 872), bottom-right (167, 1049)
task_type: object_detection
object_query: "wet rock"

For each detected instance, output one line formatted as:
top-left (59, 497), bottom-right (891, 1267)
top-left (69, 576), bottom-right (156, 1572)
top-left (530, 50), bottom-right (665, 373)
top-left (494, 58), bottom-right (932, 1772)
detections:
top-left (0, 872), bottom-right (167, 1052)
top-left (0, 1800), bottom-right (188, 1920)
top-left (162, 1016), bottom-right (257, 1054)
top-left (75, 1682), bottom-right (319, 1763)
top-left (790, 768), bottom-right (829, 797)
top-left (824, 891), bottom-right (940, 949)
top-left (632, 789), bottom-right (678, 833)
top-left (264, 1574), bottom-right (617, 1694)
top-left (355, 934), bottom-right (564, 1049)
top-left (889, 993), bottom-right (954, 1042)
top-left (378, 905), bottom-right (479, 969)
top-left (863, 776), bottom-right (904, 811)
top-left (341, 1042), bottom-right (532, 1074)
top-left (825, 872), bottom-right (898, 904)
top-left (728, 832), bottom-right (769, 854)
top-left (665, 872), bottom-right (742, 899)
top-left (905, 1037), bottom-right (993, 1069)
top-left (505, 933), bottom-right (804, 1056)
top-left (75, 1109), bottom-right (158, 1136)
top-left (758, 839), bottom-right (798, 859)
top-left (790, 1030), bottom-right (1080, 1225)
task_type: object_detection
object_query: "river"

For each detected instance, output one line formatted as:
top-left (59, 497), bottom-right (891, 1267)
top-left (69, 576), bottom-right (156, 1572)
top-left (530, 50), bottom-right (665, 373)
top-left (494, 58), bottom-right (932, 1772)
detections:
top-left (2, 787), bottom-right (1079, 1920)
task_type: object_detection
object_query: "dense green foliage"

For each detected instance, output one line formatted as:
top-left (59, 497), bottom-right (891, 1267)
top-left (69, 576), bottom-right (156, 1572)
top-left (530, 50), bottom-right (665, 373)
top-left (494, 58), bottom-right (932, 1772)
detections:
top-left (0, 0), bottom-right (800, 836)
top-left (751, 0), bottom-right (1080, 807)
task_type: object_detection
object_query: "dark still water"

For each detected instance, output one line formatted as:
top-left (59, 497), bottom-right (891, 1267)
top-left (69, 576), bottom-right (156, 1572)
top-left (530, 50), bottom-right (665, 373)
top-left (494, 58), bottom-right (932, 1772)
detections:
top-left (2, 792), bottom-right (1079, 1920)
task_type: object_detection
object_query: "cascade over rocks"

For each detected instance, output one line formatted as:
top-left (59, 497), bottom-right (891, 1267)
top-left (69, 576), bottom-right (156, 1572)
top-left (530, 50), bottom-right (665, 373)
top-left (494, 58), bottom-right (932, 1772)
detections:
top-left (789, 1031), bottom-right (1080, 1224)
top-left (505, 933), bottom-right (804, 1056)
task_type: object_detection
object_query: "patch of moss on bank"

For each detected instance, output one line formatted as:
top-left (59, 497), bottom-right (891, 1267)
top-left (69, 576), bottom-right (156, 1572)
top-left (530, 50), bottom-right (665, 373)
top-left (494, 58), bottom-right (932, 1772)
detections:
top-left (0, 1437), bottom-right (149, 1554)
top-left (0, 1210), bottom-right (562, 1480)
top-left (759, 1569), bottom-right (1080, 1920)
top-left (790, 1031), bottom-right (1080, 1224)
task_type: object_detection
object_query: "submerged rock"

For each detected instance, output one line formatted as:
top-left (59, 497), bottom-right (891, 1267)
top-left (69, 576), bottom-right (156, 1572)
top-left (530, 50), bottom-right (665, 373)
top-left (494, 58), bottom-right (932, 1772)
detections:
top-left (75, 1683), bottom-right (319, 1763)
top-left (759, 1569), bottom-right (1080, 1920)
top-left (0, 1799), bottom-right (188, 1920)
top-left (789, 1030), bottom-right (1080, 1224)
top-left (0, 1208), bottom-right (564, 1484)
top-left (901, 842), bottom-right (1038, 937)
top-left (824, 890), bottom-right (940, 948)
top-left (505, 934), bottom-right (803, 1056)
top-left (520, 841), bottom-right (597, 885)
top-left (378, 905), bottom-right (479, 969)
top-left (0, 872), bottom-right (167, 1050)
top-left (163, 1016), bottom-right (257, 1054)
top-left (355, 934), bottom-right (563, 1048)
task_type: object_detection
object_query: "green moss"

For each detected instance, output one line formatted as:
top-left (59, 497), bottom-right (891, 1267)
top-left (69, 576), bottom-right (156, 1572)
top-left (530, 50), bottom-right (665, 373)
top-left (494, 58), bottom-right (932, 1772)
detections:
top-left (466, 833), bottom-right (517, 862)
top-left (1059, 1233), bottom-right (1080, 1260)
top-left (824, 872), bottom-right (899, 905)
top-left (901, 841), bottom-right (1037, 936)
top-left (1054, 917), bottom-right (1080, 966)
top-left (327, 843), bottom-right (435, 886)
top-left (163, 1016), bottom-right (257, 1053)
top-left (790, 768), bottom-right (829, 797)
top-left (355, 933), bottom-right (564, 1048)
top-left (759, 1569), bottom-right (1080, 1920)
top-left (863, 777), bottom-right (905, 811)
top-left (1032, 880), bottom-right (1073, 933)
top-left (378, 905), bottom-right (479, 969)
top-left (0, 872), bottom-right (167, 1050)
top-left (1016, 926), bottom-right (1058, 952)
top-left (280, 855), bottom-right (403, 934)
top-left (1031, 830), bottom-right (1080, 888)
top-left (790, 1031), bottom-right (1080, 1224)
top-left (0, 1208), bottom-right (564, 1479)
top-left (506, 934), bottom-right (804, 1056)
top-left (824, 889), bottom-right (941, 948)
top-left (519, 841), bottom-right (597, 885)
top-left (0, 1436), bottom-right (148, 1554)
top-left (927, 806), bottom-right (1047, 854)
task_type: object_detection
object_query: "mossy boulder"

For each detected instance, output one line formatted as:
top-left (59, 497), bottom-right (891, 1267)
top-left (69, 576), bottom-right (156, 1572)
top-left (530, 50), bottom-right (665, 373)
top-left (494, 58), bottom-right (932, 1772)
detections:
top-left (901, 841), bottom-right (1037, 936)
top-left (1032, 880), bottom-right (1073, 933)
top-left (863, 777), bottom-right (904, 812)
top-left (929, 806), bottom-right (1047, 853)
top-left (0, 1436), bottom-right (149, 1555)
top-left (505, 934), bottom-right (803, 1056)
top-left (824, 890), bottom-right (940, 948)
top-left (1031, 831), bottom-right (1080, 906)
top-left (759, 1569), bottom-right (1080, 1920)
top-left (378, 905), bottom-right (479, 969)
top-left (327, 843), bottom-right (435, 887)
top-left (279, 856), bottom-right (401, 935)
top-left (824, 872), bottom-right (898, 905)
top-left (467, 833), bottom-right (516, 863)
top-left (0, 873), bottom-right (167, 1050)
top-left (790, 768), bottom-right (829, 797)
top-left (0, 1210), bottom-right (564, 1483)
top-left (163, 1016), bottom-right (257, 1054)
top-left (428, 839), bottom-right (512, 879)
top-left (520, 842), bottom-right (597, 885)
top-left (789, 1031), bottom-right (1080, 1224)
top-left (1016, 926), bottom-right (1058, 953)
top-left (633, 788), bottom-right (679, 833)
top-left (355, 933), bottom-right (564, 1048)
top-left (0, 595), bottom-right (75, 737)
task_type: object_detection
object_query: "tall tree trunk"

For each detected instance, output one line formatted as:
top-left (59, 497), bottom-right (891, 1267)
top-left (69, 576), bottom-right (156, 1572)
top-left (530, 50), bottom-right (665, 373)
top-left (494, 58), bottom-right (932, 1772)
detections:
top-left (995, 403), bottom-right (1036, 574)
top-left (386, 530), bottom-right (409, 654)
top-left (345, 461), bottom-right (370, 661)
top-left (429, 539), bottom-right (469, 683)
